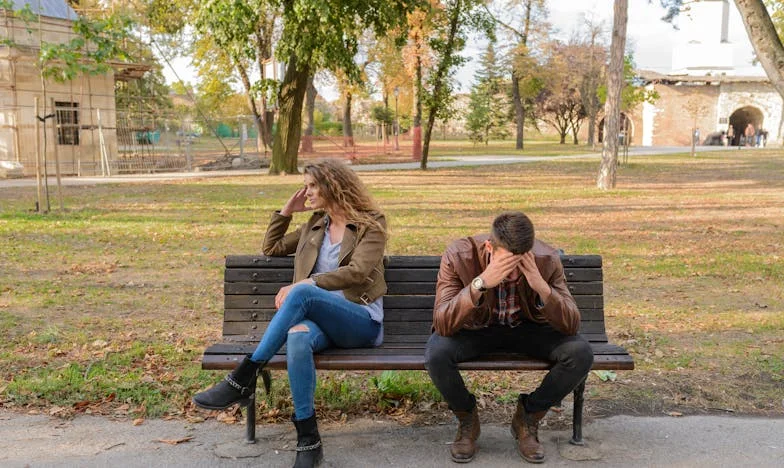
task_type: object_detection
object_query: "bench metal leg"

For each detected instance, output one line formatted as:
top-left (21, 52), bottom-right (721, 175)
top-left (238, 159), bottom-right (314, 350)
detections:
top-left (570, 377), bottom-right (586, 446)
top-left (245, 383), bottom-right (257, 444)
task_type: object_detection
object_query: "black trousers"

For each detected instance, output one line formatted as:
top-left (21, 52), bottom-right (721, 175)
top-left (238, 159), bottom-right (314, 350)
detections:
top-left (424, 323), bottom-right (593, 413)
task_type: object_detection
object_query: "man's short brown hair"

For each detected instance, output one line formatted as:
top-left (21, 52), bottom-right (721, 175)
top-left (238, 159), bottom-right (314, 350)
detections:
top-left (489, 212), bottom-right (535, 254)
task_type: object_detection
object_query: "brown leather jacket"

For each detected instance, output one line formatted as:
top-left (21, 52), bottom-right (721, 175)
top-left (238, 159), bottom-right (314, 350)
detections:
top-left (432, 234), bottom-right (580, 337)
top-left (262, 210), bottom-right (387, 305)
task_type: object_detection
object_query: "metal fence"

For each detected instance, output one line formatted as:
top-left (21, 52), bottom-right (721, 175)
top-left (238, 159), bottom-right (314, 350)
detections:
top-left (2, 104), bottom-right (468, 177)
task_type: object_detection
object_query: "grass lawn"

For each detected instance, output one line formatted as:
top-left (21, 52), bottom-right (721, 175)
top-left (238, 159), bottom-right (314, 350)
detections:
top-left (1, 148), bottom-right (782, 425)
top-left (299, 135), bottom-right (599, 162)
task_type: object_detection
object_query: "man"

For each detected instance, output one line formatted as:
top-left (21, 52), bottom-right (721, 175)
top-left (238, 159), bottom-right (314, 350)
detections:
top-left (425, 212), bottom-right (593, 464)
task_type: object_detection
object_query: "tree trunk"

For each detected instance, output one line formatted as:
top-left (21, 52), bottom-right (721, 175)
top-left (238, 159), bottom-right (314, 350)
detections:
top-left (511, 0), bottom-right (534, 150)
top-left (383, 92), bottom-right (390, 145)
top-left (587, 116), bottom-right (596, 148)
top-left (254, 14), bottom-right (275, 152)
top-left (301, 75), bottom-right (317, 153)
top-left (343, 91), bottom-right (354, 147)
top-left (734, 0), bottom-right (784, 144)
top-left (270, 55), bottom-right (310, 175)
top-left (412, 57), bottom-right (423, 161)
top-left (236, 61), bottom-right (267, 155)
top-left (597, 0), bottom-right (627, 190)
top-left (422, 0), bottom-right (462, 170)
top-left (512, 72), bottom-right (524, 150)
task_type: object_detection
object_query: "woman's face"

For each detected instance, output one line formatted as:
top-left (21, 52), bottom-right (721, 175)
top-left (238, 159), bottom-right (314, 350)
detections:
top-left (304, 173), bottom-right (326, 210)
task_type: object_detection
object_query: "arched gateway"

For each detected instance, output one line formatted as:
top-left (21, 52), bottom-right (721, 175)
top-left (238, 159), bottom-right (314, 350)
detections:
top-left (727, 106), bottom-right (764, 146)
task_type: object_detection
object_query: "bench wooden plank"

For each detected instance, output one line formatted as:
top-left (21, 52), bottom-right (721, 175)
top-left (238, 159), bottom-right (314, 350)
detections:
top-left (217, 331), bottom-right (613, 343)
top-left (224, 267), bottom-right (603, 284)
top-left (206, 255), bottom-right (631, 379)
top-left (202, 352), bottom-right (633, 372)
top-left (221, 320), bottom-right (609, 337)
top-left (205, 341), bottom-right (630, 356)
top-left (225, 281), bottom-right (603, 296)
top-left (224, 294), bottom-right (604, 310)
top-left (225, 255), bottom-right (602, 269)
top-left (222, 308), bottom-right (609, 323)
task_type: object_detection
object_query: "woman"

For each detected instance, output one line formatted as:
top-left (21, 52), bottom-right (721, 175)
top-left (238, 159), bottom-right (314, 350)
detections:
top-left (193, 159), bottom-right (387, 468)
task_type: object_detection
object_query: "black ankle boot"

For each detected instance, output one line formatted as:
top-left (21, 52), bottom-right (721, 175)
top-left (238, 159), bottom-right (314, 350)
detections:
top-left (292, 413), bottom-right (323, 468)
top-left (192, 356), bottom-right (264, 410)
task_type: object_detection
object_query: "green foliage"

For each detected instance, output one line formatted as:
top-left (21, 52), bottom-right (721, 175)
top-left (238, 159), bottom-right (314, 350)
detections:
top-left (43, 15), bottom-right (132, 83)
top-left (145, 0), bottom-right (192, 35)
top-left (371, 371), bottom-right (441, 406)
top-left (421, 0), bottom-right (495, 166)
top-left (466, 42), bottom-right (510, 144)
top-left (766, 0), bottom-right (784, 43)
top-left (598, 55), bottom-right (659, 112)
top-left (315, 121), bottom-right (342, 136)
top-left (273, 0), bottom-right (416, 83)
top-left (3, 5), bottom-right (132, 84)
top-left (371, 105), bottom-right (395, 125)
top-left (195, 0), bottom-right (264, 64)
top-left (115, 68), bottom-right (173, 115)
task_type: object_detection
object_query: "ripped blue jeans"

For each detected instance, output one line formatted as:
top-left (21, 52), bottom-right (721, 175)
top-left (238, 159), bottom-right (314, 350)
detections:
top-left (250, 284), bottom-right (380, 420)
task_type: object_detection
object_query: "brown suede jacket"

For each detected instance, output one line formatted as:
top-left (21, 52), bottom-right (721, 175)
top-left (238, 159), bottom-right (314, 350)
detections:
top-left (262, 210), bottom-right (387, 305)
top-left (432, 234), bottom-right (580, 337)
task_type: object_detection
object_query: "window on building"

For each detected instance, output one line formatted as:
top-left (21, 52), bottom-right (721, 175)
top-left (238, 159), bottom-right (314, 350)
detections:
top-left (718, 117), bottom-right (728, 124)
top-left (55, 102), bottom-right (80, 145)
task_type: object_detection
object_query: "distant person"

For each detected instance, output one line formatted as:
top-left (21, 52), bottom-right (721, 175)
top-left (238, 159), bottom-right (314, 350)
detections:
top-left (744, 123), bottom-right (755, 147)
top-left (761, 129), bottom-right (769, 147)
top-left (756, 128), bottom-right (764, 147)
top-left (693, 128), bottom-right (700, 145)
top-left (193, 159), bottom-right (388, 468)
top-left (726, 125), bottom-right (734, 146)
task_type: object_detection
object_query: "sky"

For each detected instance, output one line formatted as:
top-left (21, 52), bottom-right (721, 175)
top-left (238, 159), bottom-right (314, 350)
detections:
top-left (161, 0), bottom-right (763, 102)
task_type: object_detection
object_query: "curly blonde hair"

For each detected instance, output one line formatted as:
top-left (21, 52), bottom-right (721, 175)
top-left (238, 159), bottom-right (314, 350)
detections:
top-left (304, 159), bottom-right (386, 235)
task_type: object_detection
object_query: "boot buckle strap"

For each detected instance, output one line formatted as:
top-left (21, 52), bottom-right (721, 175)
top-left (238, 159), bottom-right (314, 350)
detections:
top-left (296, 440), bottom-right (322, 452)
top-left (224, 374), bottom-right (253, 396)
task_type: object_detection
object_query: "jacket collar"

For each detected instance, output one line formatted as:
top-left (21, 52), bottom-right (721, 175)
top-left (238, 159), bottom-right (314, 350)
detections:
top-left (306, 212), bottom-right (359, 266)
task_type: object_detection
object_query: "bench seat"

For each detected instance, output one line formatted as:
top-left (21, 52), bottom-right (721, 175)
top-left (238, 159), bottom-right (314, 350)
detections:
top-left (201, 254), bottom-right (633, 444)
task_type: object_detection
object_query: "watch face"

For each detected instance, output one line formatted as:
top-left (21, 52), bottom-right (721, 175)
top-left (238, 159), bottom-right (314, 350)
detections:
top-left (472, 277), bottom-right (485, 291)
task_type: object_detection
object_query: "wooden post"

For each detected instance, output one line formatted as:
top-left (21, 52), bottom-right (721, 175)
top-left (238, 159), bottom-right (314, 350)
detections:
top-left (97, 109), bottom-right (111, 176)
top-left (42, 100), bottom-right (50, 213)
top-left (50, 98), bottom-right (64, 211)
top-left (34, 97), bottom-right (43, 213)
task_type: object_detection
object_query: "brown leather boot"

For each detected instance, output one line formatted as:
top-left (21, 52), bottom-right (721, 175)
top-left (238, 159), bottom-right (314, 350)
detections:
top-left (451, 407), bottom-right (480, 463)
top-left (511, 394), bottom-right (547, 464)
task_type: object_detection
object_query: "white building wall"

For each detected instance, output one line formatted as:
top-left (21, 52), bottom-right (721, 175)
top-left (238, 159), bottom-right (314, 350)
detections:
top-left (719, 82), bottom-right (783, 142)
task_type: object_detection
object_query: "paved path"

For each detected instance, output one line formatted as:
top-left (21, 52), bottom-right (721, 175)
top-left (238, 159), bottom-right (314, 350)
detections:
top-left (0, 146), bottom-right (737, 189)
top-left (0, 411), bottom-right (782, 467)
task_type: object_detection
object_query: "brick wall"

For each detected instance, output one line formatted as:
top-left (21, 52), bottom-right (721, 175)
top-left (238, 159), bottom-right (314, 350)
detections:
top-left (650, 84), bottom-right (719, 146)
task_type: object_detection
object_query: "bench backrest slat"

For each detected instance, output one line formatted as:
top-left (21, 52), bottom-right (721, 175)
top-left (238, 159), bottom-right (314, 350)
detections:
top-left (222, 255), bottom-right (606, 343)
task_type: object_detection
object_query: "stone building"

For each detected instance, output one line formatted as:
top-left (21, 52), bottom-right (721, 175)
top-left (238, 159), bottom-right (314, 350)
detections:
top-left (1, 0), bottom-right (145, 176)
top-left (625, 0), bottom-right (782, 147)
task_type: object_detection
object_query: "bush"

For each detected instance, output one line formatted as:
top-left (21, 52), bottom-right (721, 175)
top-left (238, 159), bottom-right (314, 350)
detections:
top-left (315, 121), bottom-right (343, 136)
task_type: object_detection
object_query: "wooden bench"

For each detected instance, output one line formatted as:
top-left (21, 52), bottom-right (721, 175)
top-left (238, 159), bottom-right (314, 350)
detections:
top-left (202, 254), bottom-right (634, 444)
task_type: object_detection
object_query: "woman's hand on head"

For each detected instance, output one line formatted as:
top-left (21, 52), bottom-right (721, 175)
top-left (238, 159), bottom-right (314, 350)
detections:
top-left (280, 188), bottom-right (311, 217)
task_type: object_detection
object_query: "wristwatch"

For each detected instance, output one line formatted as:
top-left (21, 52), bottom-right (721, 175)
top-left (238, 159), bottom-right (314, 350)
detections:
top-left (470, 276), bottom-right (487, 292)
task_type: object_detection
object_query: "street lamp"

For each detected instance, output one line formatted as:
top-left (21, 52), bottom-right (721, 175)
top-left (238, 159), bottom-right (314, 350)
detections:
top-left (393, 86), bottom-right (399, 151)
